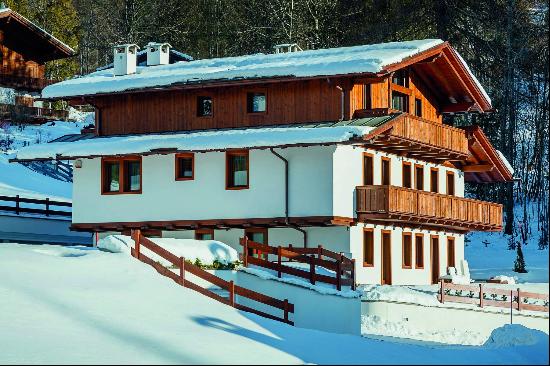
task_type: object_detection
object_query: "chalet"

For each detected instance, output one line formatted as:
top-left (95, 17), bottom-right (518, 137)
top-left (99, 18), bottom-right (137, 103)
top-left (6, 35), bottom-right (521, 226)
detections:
top-left (13, 39), bottom-right (514, 286)
top-left (0, 7), bottom-right (74, 123)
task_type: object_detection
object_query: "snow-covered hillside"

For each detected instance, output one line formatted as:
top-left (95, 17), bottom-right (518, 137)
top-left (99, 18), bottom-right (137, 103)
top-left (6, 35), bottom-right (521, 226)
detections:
top-left (0, 243), bottom-right (547, 365)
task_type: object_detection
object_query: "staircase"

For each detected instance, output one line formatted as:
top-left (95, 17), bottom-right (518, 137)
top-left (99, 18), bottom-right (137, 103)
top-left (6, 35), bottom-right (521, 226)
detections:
top-left (19, 160), bottom-right (73, 182)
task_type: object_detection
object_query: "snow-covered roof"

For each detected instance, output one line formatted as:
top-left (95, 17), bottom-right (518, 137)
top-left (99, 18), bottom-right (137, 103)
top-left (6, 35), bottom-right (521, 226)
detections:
top-left (13, 125), bottom-right (374, 161)
top-left (0, 7), bottom-right (75, 57)
top-left (43, 39), bottom-right (446, 99)
top-left (95, 48), bottom-right (194, 72)
top-left (496, 150), bottom-right (514, 175)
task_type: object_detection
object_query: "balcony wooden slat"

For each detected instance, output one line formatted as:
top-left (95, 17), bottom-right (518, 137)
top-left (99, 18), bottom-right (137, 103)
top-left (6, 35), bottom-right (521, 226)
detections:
top-left (0, 103), bottom-right (69, 122)
top-left (0, 72), bottom-right (55, 92)
top-left (356, 185), bottom-right (503, 232)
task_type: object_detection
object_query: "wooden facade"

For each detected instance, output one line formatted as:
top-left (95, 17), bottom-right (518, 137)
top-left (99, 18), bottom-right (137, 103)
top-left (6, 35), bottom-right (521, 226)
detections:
top-left (355, 185), bottom-right (503, 232)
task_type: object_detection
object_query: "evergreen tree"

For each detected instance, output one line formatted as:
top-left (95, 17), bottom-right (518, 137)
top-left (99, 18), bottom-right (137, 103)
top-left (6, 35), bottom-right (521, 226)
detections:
top-left (513, 241), bottom-right (527, 273)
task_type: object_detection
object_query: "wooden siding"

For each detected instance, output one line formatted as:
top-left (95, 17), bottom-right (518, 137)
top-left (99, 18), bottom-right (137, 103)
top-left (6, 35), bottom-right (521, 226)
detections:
top-left (1, 31), bottom-right (46, 91)
top-left (356, 185), bottom-right (503, 232)
top-left (94, 79), bottom-right (344, 135)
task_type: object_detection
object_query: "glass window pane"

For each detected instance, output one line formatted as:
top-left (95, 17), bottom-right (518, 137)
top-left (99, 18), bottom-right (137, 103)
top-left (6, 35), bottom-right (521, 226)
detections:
top-left (229, 154), bottom-right (248, 187)
top-left (197, 96), bottom-right (212, 117)
top-left (178, 157), bottom-right (193, 178)
top-left (124, 160), bottom-right (141, 191)
top-left (104, 162), bottom-right (120, 192)
top-left (247, 92), bottom-right (266, 112)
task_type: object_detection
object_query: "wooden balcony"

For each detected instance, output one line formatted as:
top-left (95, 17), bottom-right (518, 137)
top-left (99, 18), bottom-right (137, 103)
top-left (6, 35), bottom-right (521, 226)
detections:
top-left (361, 114), bottom-right (469, 162)
top-left (0, 73), bottom-right (54, 92)
top-left (0, 103), bottom-right (69, 123)
top-left (356, 185), bottom-right (503, 232)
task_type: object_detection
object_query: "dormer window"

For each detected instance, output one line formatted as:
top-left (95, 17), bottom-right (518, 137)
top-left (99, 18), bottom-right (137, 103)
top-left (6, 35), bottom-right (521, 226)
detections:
top-left (247, 92), bottom-right (266, 113)
top-left (197, 96), bottom-right (213, 117)
top-left (392, 69), bottom-right (409, 87)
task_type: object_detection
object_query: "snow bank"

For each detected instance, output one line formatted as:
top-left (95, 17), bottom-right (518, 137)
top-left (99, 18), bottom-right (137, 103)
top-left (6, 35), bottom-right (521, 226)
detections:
top-left (485, 324), bottom-right (548, 347)
top-left (15, 125), bottom-right (373, 160)
top-left (97, 235), bottom-right (238, 265)
top-left (361, 284), bottom-right (441, 306)
top-left (491, 275), bottom-right (517, 285)
top-left (43, 39), bottom-right (444, 99)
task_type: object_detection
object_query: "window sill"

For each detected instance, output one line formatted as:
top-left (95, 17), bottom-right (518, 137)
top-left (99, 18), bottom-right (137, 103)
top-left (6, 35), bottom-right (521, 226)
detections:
top-left (226, 186), bottom-right (249, 190)
top-left (101, 190), bottom-right (142, 195)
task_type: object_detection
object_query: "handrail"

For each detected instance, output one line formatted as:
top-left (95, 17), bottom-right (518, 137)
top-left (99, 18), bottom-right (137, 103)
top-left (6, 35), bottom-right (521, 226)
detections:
top-left (240, 237), bottom-right (356, 291)
top-left (131, 230), bottom-right (294, 325)
top-left (0, 194), bottom-right (72, 217)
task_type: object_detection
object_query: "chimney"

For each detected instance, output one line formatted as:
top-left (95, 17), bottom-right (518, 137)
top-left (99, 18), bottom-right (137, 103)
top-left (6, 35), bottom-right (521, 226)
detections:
top-left (113, 44), bottom-right (139, 76)
top-left (273, 43), bottom-right (302, 54)
top-left (146, 42), bottom-right (171, 66)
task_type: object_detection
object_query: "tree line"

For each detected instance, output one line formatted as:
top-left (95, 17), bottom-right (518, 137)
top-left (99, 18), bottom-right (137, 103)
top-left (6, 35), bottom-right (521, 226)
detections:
top-left (6, 0), bottom-right (549, 249)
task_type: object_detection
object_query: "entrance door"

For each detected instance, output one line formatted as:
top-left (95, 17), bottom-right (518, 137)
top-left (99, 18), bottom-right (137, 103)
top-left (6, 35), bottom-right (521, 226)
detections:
top-left (381, 231), bottom-right (392, 285)
top-left (431, 236), bottom-right (440, 284)
top-left (245, 228), bottom-right (268, 259)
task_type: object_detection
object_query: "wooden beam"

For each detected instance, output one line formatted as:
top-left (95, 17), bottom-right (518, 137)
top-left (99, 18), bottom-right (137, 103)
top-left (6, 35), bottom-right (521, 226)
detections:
top-left (462, 164), bottom-right (494, 173)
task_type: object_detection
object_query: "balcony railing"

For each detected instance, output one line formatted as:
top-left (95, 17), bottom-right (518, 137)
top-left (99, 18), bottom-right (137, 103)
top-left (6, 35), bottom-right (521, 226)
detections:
top-left (0, 103), bottom-right (69, 122)
top-left (363, 114), bottom-right (469, 162)
top-left (356, 185), bottom-right (503, 231)
top-left (0, 73), bottom-right (55, 92)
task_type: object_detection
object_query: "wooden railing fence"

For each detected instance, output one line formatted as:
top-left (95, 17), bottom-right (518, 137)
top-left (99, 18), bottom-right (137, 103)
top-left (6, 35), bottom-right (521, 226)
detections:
top-left (131, 230), bottom-right (294, 325)
top-left (0, 194), bottom-right (71, 217)
top-left (0, 103), bottom-right (69, 121)
top-left (438, 280), bottom-right (549, 313)
top-left (240, 236), bottom-right (356, 291)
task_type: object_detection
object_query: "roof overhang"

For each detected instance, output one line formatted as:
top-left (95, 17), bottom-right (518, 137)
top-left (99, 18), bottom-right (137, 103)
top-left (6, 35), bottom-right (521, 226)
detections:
top-left (457, 125), bottom-right (514, 183)
top-left (0, 9), bottom-right (75, 63)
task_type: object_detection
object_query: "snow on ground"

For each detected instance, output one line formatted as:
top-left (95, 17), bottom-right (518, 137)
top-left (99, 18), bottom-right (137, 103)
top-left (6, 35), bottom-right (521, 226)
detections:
top-left (98, 234), bottom-right (238, 265)
top-left (0, 155), bottom-right (71, 201)
top-left (0, 243), bottom-right (548, 365)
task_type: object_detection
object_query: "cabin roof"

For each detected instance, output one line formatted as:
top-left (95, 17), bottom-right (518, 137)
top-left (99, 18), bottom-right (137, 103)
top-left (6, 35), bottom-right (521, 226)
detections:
top-left (41, 39), bottom-right (491, 112)
top-left (0, 8), bottom-right (75, 63)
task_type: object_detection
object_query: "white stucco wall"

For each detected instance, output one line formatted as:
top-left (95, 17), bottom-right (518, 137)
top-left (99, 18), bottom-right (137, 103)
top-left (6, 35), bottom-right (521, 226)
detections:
top-left (73, 146), bottom-right (335, 224)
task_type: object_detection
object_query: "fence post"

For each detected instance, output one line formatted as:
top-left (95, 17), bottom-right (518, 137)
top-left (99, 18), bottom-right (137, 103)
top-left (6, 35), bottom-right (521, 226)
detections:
top-left (283, 299), bottom-right (289, 324)
top-left (510, 290), bottom-right (514, 324)
top-left (180, 256), bottom-right (186, 287)
top-left (336, 258), bottom-right (342, 291)
top-left (243, 237), bottom-right (248, 267)
top-left (134, 229), bottom-right (141, 259)
top-left (277, 246), bottom-right (282, 278)
top-left (517, 288), bottom-right (521, 311)
top-left (45, 197), bottom-right (50, 217)
top-left (16, 195), bottom-right (20, 215)
top-left (440, 280), bottom-right (445, 303)
top-left (309, 256), bottom-right (316, 285)
top-left (317, 245), bottom-right (322, 260)
top-left (479, 283), bottom-right (484, 308)
top-left (351, 258), bottom-right (356, 290)
top-left (229, 280), bottom-right (235, 307)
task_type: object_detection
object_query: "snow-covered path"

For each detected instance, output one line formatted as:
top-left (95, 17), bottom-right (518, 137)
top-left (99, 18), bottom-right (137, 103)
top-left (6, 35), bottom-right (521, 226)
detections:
top-left (0, 243), bottom-right (548, 365)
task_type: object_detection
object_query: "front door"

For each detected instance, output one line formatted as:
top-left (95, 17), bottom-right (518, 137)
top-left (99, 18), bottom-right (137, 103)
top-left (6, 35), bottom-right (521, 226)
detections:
top-left (431, 236), bottom-right (440, 284)
top-left (381, 231), bottom-right (392, 285)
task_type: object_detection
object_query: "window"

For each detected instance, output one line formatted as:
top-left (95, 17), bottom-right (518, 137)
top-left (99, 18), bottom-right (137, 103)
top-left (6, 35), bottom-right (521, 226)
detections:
top-left (430, 168), bottom-right (439, 193)
top-left (245, 228), bottom-right (268, 259)
top-left (415, 98), bottom-right (422, 117)
top-left (102, 157), bottom-right (141, 194)
top-left (363, 153), bottom-right (374, 185)
top-left (175, 153), bottom-right (194, 181)
top-left (247, 92), bottom-right (266, 113)
top-left (363, 229), bottom-right (374, 267)
top-left (402, 162), bottom-right (412, 188)
top-left (415, 234), bottom-right (424, 268)
top-left (381, 157), bottom-right (391, 185)
top-left (195, 228), bottom-right (214, 240)
top-left (415, 164), bottom-right (424, 190)
top-left (197, 96), bottom-right (213, 117)
top-left (226, 150), bottom-right (249, 189)
top-left (392, 92), bottom-right (409, 112)
top-left (447, 237), bottom-right (456, 268)
top-left (392, 69), bottom-right (409, 87)
top-left (446, 171), bottom-right (455, 195)
top-left (402, 233), bottom-right (412, 269)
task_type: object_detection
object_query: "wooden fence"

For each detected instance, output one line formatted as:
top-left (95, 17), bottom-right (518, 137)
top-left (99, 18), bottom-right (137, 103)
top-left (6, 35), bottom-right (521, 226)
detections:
top-left (240, 236), bottom-right (356, 291)
top-left (0, 194), bottom-right (71, 217)
top-left (131, 230), bottom-right (294, 325)
top-left (0, 103), bottom-right (69, 122)
top-left (438, 280), bottom-right (549, 313)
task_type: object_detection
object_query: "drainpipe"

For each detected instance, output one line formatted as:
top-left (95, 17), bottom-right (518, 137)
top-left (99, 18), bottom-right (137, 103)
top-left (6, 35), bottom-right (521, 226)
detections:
top-left (269, 147), bottom-right (308, 247)
top-left (336, 85), bottom-right (344, 121)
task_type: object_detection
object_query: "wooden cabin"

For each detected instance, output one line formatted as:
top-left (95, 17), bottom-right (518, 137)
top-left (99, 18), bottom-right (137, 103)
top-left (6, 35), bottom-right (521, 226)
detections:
top-left (0, 7), bottom-right (74, 123)
top-left (14, 39), bottom-right (514, 286)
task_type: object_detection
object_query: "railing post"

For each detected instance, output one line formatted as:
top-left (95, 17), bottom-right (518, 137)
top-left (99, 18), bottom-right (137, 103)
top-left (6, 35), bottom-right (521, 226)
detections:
top-left (517, 288), bottom-right (521, 311)
top-left (284, 299), bottom-right (289, 324)
top-left (317, 245), bottom-right (323, 260)
top-left (309, 256), bottom-right (316, 285)
top-left (242, 237), bottom-right (248, 267)
top-left (277, 246), bottom-right (282, 278)
top-left (336, 256), bottom-right (342, 291)
top-left (45, 197), bottom-right (50, 217)
top-left (229, 280), bottom-right (235, 307)
top-left (180, 256), bottom-right (186, 287)
top-left (134, 229), bottom-right (141, 259)
top-left (15, 195), bottom-right (20, 215)
top-left (479, 283), bottom-right (484, 308)
top-left (440, 279), bottom-right (445, 303)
